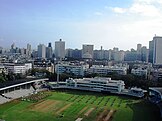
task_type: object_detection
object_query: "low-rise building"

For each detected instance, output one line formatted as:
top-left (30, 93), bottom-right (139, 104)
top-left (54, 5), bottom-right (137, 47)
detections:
top-left (3, 63), bottom-right (26, 74)
top-left (25, 63), bottom-right (32, 71)
top-left (50, 77), bottom-right (145, 98)
top-left (34, 62), bottom-right (54, 73)
top-left (150, 68), bottom-right (162, 81)
top-left (3, 63), bottom-right (32, 74)
top-left (66, 77), bottom-right (125, 93)
top-left (55, 63), bottom-right (89, 76)
top-left (131, 68), bottom-right (147, 77)
top-left (88, 65), bottom-right (127, 75)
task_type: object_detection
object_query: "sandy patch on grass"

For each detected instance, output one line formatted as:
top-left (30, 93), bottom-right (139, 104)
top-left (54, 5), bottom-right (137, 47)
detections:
top-left (96, 108), bottom-right (109, 121)
top-left (32, 100), bottom-right (59, 112)
top-left (84, 108), bottom-right (95, 116)
top-left (104, 110), bottom-right (115, 121)
top-left (75, 118), bottom-right (83, 121)
top-left (78, 106), bottom-right (88, 115)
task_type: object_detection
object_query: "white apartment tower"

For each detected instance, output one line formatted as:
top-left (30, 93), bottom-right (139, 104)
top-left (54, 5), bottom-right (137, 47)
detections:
top-left (82, 44), bottom-right (94, 59)
top-left (55, 39), bottom-right (65, 59)
top-left (153, 36), bottom-right (162, 65)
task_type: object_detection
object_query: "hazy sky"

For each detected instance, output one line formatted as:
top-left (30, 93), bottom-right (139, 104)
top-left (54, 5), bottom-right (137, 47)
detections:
top-left (0, 0), bottom-right (162, 50)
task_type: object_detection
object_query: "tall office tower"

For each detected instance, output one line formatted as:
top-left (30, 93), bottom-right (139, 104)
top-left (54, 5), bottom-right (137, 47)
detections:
top-left (37, 44), bottom-right (46, 58)
top-left (48, 42), bottom-right (52, 47)
top-left (137, 44), bottom-right (142, 61)
top-left (55, 39), bottom-right (65, 59)
top-left (10, 43), bottom-right (15, 53)
top-left (82, 44), bottom-right (94, 59)
top-left (26, 43), bottom-right (31, 57)
top-left (137, 44), bottom-right (142, 53)
top-left (0, 47), bottom-right (2, 54)
top-left (149, 40), bottom-right (154, 63)
top-left (152, 36), bottom-right (162, 65)
top-left (46, 42), bottom-right (53, 59)
top-left (141, 46), bottom-right (148, 62)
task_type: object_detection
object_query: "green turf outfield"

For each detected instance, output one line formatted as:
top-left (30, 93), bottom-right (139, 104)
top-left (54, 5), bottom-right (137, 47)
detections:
top-left (0, 90), bottom-right (160, 121)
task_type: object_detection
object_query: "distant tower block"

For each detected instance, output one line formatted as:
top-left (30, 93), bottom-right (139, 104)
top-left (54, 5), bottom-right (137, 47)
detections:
top-left (55, 39), bottom-right (65, 59)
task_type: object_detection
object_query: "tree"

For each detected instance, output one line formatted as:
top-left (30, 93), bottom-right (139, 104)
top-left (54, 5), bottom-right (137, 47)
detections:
top-left (0, 75), bottom-right (5, 83)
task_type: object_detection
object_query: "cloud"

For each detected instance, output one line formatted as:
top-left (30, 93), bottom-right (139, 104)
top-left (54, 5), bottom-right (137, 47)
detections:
top-left (111, 0), bottom-right (162, 17)
top-left (96, 0), bottom-right (162, 49)
top-left (135, 0), bottom-right (162, 4)
top-left (111, 7), bottom-right (127, 14)
top-left (94, 12), bottom-right (103, 16)
top-left (129, 3), bottom-right (161, 17)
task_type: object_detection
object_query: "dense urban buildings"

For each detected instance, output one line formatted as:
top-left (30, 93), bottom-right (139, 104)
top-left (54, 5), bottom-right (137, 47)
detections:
top-left (0, 35), bottom-right (162, 82)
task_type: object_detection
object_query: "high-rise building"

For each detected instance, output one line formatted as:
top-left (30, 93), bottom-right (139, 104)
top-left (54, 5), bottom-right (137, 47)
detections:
top-left (103, 50), bottom-right (111, 60)
top-left (72, 49), bottom-right (82, 59)
top-left (10, 43), bottom-right (16, 53)
top-left (20, 48), bottom-right (25, 55)
top-left (137, 44), bottom-right (142, 53)
top-left (124, 49), bottom-right (137, 61)
top-left (93, 46), bottom-right (104, 60)
top-left (55, 39), bottom-right (65, 59)
top-left (46, 42), bottom-right (53, 59)
top-left (152, 36), bottom-right (162, 64)
top-left (149, 40), bottom-right (154, 63)
top-left (137, 44), bottom-right (142, 61)
top-left (114, 51), bottom-right (125, 62)
top-left (48, 42), bottom-right (52, 47)
top-left (0, 47), bottom-right (3, 54)
top-left (37, 44), bottom-right (46, 58)
top-left (141, 46), bottom-right (148, 62)
top-left (82, 44), bottom-right (94, 59)
top-left (65, 49), bottom-right (73, 58)
top-left (26, 43), bottom-right (31, 57)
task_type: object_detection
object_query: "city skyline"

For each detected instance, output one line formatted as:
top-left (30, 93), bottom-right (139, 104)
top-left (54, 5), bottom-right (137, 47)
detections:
top-left (1, 0), bottom-right (162, 50)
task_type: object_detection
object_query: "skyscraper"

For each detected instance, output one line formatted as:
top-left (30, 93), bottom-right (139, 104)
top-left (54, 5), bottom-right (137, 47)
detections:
top-left (141, 46), bottom-right (148, 62)
top-left (149, 40), bottom-right (154, 63)
top-left (82, 44), bottom-right (94, 59)
top-left (46, 42), bottom-right (53, 59)
top-left (55, 39), bottom-right (65, 59)
top-left (137, 44), bottom-right (142, 61)
top-left (152, 36), bottom-right (162, 64)
top-left (26, 43), bottom-right (31, 57)
top-left (38, 44), bottom-right (46, 58)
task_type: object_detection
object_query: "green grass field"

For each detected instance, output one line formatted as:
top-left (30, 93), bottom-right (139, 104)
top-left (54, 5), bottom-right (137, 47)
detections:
top-left (0, 90), bottom-right (161, 121)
